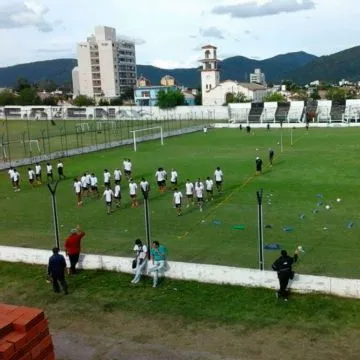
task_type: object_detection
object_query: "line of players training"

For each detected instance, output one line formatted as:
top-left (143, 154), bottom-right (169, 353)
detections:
top-left (73, 158), bottom-right (224, 216)
top-left (7, 161), bottom-right (65, 192)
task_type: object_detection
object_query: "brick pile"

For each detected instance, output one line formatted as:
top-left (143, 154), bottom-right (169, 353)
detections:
top-left (0, 304), bottom-right (55, 360)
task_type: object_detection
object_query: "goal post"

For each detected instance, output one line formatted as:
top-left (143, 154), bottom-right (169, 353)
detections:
top-left (130, 126), bottom-right (164, 152)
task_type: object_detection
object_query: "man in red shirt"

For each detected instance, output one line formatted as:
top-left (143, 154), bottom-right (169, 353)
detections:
top-left (64, 225), bottom-right (85, 275)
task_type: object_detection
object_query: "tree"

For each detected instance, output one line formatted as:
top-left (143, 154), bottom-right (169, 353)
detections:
top-left (15, 88), bottom-right (41, 105)
top-left (0, 90), bottom-right (16, 106)
top-left (326, 87), bottom-right (349, 105)
top-left (156, 89), bottom-right (185, 109)
top-left (73, 95), bottom-right (95, 107)
top-left (121, 87), bottom-right (134, 101)
top-left (263, 92), bottom-right (286, 102)
top-left (310, 88), bottom-right (321, 100)
top-left (226, 92), bottom-right (250, 104)
top-left (13, 77), bottom-right (31, 92)
top-left (42, 96), bottom-right (58, 106)
top-left (110, 97), bottom-right (123, 106)
top-left (195, 91), bottom-right (202, 105)
top-left (37, 79), bottom-right (57, 93)
top-left (98, 99), bottom-right (110, 106)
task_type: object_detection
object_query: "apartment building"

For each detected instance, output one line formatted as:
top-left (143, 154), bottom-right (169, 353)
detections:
top-left (73, 26), bottom-right (137, 99)
top-left (250, 68), bottom-right (266, 86)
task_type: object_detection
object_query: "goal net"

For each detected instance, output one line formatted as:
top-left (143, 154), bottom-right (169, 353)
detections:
top-left (76, 122), bottom-right (90, 133)
top-left (130, 126), bottom-right (164, 152)
top-left (23, 139), bottom-right (41, 154)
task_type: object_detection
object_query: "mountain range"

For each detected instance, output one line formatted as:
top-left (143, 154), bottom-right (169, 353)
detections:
top-left (0, 45), bottom-right (359, 89)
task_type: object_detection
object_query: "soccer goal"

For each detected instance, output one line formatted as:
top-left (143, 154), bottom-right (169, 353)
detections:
top-left (130, 126), bottom-right (164, 152)
top-left (76, 122), bottom-right (90, 133)
top-left (22, 139), bottom-right (41, 154)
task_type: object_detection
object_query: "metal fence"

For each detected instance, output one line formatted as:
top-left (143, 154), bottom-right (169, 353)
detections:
top-left (0, 113), bottom-right (212, 168)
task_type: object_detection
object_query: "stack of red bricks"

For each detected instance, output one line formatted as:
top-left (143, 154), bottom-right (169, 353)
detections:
top-left (0, 304), bottom-right (55, 360)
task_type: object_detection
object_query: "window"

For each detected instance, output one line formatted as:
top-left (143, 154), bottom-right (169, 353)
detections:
top-left (141, 91), bottom-right (150, 98)
top-left (205, 50), bottom-right (211, 59)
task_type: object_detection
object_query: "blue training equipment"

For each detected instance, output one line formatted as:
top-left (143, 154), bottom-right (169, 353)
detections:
top-left (264, 244), bottom-right (282, 250)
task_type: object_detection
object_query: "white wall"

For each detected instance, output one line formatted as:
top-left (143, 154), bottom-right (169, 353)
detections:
top-left (77, 43), bottom-right (94, 98)
top-left (98, 41), bottom-right (117, 98)
top-left (1, 246), bottom-right (360, 299)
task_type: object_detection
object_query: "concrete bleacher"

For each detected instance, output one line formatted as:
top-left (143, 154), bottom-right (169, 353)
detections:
top-left (316, 100), bottom-right (332, 122)
top-left (228, 103), bottom-right (251, 123)
top-left (287, 101), bottom-right (305, 122)
top-left (260, 102), bottom-right (278, 122)
top-left (343, 99), bottom-right (360, 122)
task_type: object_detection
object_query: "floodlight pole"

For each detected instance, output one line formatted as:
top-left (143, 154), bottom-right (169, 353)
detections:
top-left (47, 181), bottom-right (60, 249)
top-left (160, 127), bottom-right (164, 146)
top-left (143, 190), bottom-right (151, 259)
top-left (256, 189), bottom-right (265, 271)
top-left (290, 128), bottom-right (293, 147)
top-left (132, 131), bottom-right (137, 152)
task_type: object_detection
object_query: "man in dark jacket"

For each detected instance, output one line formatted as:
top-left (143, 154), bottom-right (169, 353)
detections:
top-left (272, 248), bottom-right (299, 300)
top-left (48, 247), bottom-right (68, 295)
top-left (255, 157), bottom-right (263, 175)
top-left (269, 148), bottom-right (275, 167)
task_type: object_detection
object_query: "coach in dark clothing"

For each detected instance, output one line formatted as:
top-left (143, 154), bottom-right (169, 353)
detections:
top-left (272, 249), bottom-right (298, 300)
top-left (48, 247), bottom-right (68, 295)
top-left (269, 148), bottom-right (274, 167)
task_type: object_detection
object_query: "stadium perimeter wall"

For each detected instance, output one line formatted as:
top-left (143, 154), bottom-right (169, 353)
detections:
top-left (0, 124), bottom-right (204, 170)
top-left (1, 246), bottom-right (359, 299)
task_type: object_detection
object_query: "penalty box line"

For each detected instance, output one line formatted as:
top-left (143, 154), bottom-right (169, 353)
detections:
top-left (178, 132), bottom-right (305, 240)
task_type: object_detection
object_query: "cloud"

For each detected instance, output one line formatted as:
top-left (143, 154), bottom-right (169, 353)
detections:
top-left (0, 0), bottom-right (54, 32)
top-left (212, 0), bottom-right (316, 18)
top-left (117, 35), bottom-right (146, 45)
top-left (189, 35), bottom-right (197, 39)
top-left (199, 26), bottom-right (224, 39)
top-left (36, 48), bottom-right (72, 54)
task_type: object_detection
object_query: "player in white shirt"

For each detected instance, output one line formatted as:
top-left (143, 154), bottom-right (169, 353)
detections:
top-left (102, 186), bottom-right (114, 214)
top-left (214, 166), bottom-right (224, 193)
top-left (57, 160), bottom-right (65, 179)
top-left (73, 178), bottom-right (83, 207)
top-left (140, 177), bottom-right (150, 198)
top-left (129, 179), bottom-right (138, 208)
top-left (114, 183), bottom-right (121, 208)
top-left (173, 188), bottom-right (183, 216)
top-left (12, 169), bottom-right (20, 192)
top-left (123, 159), bottom-right (132, 180)
top-left (80, 173), bottom-right (89, 197)
top-left (90, 173), bottom-right (99, 197)
top-left (155, 167), bottom-right (167, 192)
top-left (114, 168), bottom-right (122, 185)
top-left (103, 169), bottom-right (111, 187)
top-left (8, 167), bottom-right (15, 189)
top-left (131, 239), bottom-right (149, 284)
top-left (46, 163), bottom-right (53, 182)
top-left (35, 163), bottom-right (42, 184)
top-left (185, 179), bottom-right (194, 207)
top-left (194, 179), bottom-right (204, 212)
top-left (28, 168), bottom-right (35, 187)
top-left (205, 176), bottom-right (214, 201)
top-left (170, 169), bottom-right (178, 190)
top-left (85, 172), bottom-right (92, 191)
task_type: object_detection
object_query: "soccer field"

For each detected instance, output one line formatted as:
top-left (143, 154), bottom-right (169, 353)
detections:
top-left (1, 127), bottom-right (360, 278)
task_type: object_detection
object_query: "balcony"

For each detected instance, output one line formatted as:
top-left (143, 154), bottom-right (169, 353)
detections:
top-left (90, 52), bottom-right (99, 58)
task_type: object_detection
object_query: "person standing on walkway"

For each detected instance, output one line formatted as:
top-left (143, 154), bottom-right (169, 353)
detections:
top-left (47, 247), bottom-right (68, 295)
top-left (131, 239), bottom-right (148, 284)
top-left (272, 248), bottom-right (299, 301)
top-left (150, 241), bottom-right (167, 288)
top-left (64, 225), bottom-right (86, 275)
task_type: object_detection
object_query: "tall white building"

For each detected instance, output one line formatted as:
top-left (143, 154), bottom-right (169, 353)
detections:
top-left (200, 45), bottom-right (267, 106)
top-left (73, 26), bottom-right (137, 99)
top-left (250, 68), bottom-right (266, 86)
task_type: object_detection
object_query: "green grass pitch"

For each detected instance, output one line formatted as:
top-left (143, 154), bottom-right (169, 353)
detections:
top-left (1, 127), bottom-right (359, 279)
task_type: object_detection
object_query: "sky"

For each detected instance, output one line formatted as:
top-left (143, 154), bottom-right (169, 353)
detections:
top-left (0, 0), bottom-right (359, 68)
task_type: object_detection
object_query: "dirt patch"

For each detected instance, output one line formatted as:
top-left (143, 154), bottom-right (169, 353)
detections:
top-left (51, 313), bottom-right (360, 360)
